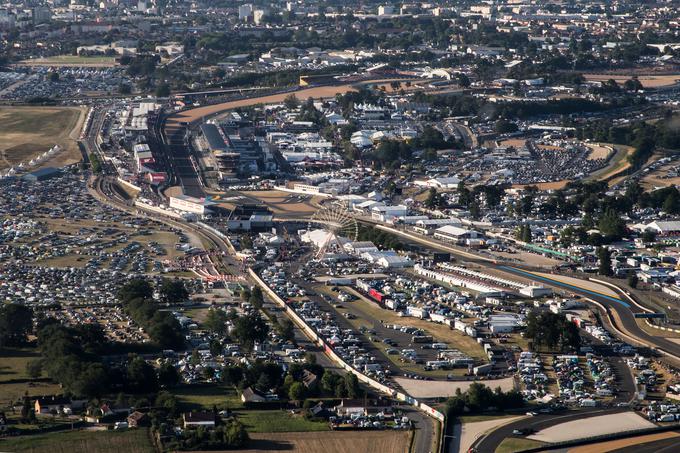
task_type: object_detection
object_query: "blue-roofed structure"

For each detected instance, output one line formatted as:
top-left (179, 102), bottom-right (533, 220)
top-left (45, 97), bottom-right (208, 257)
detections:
top-left (22, 167), bottom-right (61, 183)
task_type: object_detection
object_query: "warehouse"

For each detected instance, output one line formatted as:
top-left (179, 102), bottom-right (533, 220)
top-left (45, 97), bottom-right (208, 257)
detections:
top-left (22, 167), bottom-right (60, 183)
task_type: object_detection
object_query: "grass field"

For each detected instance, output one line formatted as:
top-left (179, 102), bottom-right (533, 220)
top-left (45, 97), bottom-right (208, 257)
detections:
top-left (0, 347), bottom-right (62, 406)
top-left (0, 428), bottom-right (154, 453)
top-left (20, 55), bottom-right (117, 67)
top-left (243, 430), bottom-right (410, 453)
top-left (342, 287), bottom-right (487, 361)
top-left (0, 106), bottom-right (85, 172)
top-left (173, 384), bottom-right (244, 410)
top-left (235, 410), bottom-right (329, 433)
top-left (495, 437), bottom-right (545, 453)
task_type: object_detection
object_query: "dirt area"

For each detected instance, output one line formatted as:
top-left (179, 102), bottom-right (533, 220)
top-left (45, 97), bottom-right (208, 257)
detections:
top-left (586, 143), bottom-right (613, 160)
top-left (455, 415), bottom-right (525, 453)
top-left (0, 106), bottom-right (86, 172)
top-left (585, 74), bottom-right (680, 88)
top-left (394, 376), bottom-right (515, 398)
top-left (498, 139), bottom-right (527, 148)
top-left (641, 160), bottom-right (680, 189)
top-left (568, 431), bottom-right (680, 453)
top-left (528, 412), bottom-right (655, 443)
top-left (512, 180), bottom-right (570, 190)
top-left (237, 430), bottom-right (410, 453)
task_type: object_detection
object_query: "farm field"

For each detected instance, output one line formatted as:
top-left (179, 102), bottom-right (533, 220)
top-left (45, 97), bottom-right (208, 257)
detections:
top-left (19, 55), bottom-right (117, 67)
top-left (584, 73), bottom-right (680, 88)
top-left (0, 428), bottom-right (154, 453)
top-left (0, 106), bottom-right (86, 172)
top-left (239, 429), bottom-right (410, 453)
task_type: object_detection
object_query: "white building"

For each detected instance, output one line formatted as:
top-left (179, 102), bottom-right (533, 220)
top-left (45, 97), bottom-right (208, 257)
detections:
top-left (169, 195), bottom-right (215, 216)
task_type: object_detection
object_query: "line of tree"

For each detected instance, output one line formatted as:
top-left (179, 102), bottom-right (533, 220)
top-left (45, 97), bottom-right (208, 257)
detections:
top-left (0, 303), bottom-right (32, 347)
top-left (118, 279), bottom-right (185, 350)
top-left (445, 383), bottom-right (524, 416)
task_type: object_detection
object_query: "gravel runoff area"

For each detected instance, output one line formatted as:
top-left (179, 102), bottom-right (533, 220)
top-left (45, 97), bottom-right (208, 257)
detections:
top-left (527, 412), bottom-right (655, 443)
top-left (394, 376), bottom-right (515, 398)
top-left (455, 416), bottom-right (525, 453)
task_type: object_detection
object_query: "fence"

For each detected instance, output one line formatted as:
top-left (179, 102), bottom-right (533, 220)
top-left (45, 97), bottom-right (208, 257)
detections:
top-left (247, 268), bottom-right (446, 448)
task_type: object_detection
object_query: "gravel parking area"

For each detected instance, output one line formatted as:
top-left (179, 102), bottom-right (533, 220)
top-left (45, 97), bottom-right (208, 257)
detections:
top-left (394, 376), bottom-right (515, 398)
top-left (527, 412), bottom-right (655, 443)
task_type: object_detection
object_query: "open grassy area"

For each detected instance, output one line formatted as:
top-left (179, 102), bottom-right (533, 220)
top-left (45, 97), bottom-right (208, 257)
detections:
top-left (173, 384), bottom-right (244, 410)
top-left (0, 347), bottom-right (43, 382)
top-left (20, 55), bottom-right (117, 67)
top-left (243, 430), bottom-right (410, 453)
top-left (495, 437), bottom-right (546, 453)
top-left (0, 428), bottom-right (153, 453)
top-left (236, 409), bottom-right (329, 433)
top-left (0, 106), bottom-right (84, 171)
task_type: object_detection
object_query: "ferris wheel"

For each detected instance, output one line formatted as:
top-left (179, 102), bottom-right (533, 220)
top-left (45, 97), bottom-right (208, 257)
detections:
top-left (308, 203), bottom-right (358, 257)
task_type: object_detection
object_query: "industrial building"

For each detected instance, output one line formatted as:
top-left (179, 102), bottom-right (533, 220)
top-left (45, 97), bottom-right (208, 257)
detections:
top-left (22, 167), bottom-right (61, 183)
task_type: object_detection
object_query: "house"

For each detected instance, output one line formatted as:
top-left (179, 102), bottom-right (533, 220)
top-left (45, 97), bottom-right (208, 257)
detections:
top-left (127, 411), bottom-right (149, 428)
top-left (34, 396), bottom-right (73, 414)
top-left (182, 412), bottom-right (216, 428)
top-left (302, 370), bottom-right (318, 388)
top-left (241, 386), bottom-right (267, 403)
top-left (309, 402), bottom-right (335, 419)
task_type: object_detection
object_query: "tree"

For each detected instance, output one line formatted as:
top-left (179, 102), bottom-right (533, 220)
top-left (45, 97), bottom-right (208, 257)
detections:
top-left (597, 247), bottom-right (613, 276)
top-left (598, 209), bottom-right (626, 241)
top-left (233, 313), bottom-right (269, 350)
top-left (159, 278), bottom-right (189, 305)
top-left (0, 304), bottom-right (33, 347)
top-left (628, 273), bottom-right (639, 289)
top-left (158, 360), bottom-right (180, 387)
top-left (424, 188), bottom-right (443, 209)
top-left (495, 118), bottom-right (518, 134)
top-left (524, 311), bottom-right (581, 352)
top-left (249, 286), bottom-right (264, 310)
top-left (118, 279), bottom-right (154, 302)
top-left (344, 373), bottom-right (360, 398)
top-left (283, 93), bottom-right (300, 110)
top-left (49, 72), bottom-right (59, 82)
top-left (118, 83), bottom-right (132, 95)
top-left (127, 355), bottom-right (158, 393)
top-left (288, 381), bottom-right (306, 401)
top-left (204, 308), bottom-right (229, 335)
top-left (642, 230), bottom-right (656, 244)
top-left (663, 189), bottom-right (680, 214)
top-left (276, 319), bottom-right (295, 343)
top-left (155, 83), bottom-right (171, 97)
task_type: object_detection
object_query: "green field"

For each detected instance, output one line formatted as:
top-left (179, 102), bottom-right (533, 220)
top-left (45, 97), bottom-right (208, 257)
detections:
top-left (173, 384), bottom-right (244, 410)
top-left (21, 55), bottom-right (117, 66)
top-left (236, 410), bottom-right (329, 433)
top-left (0, 428), bottom-right (154, 453)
